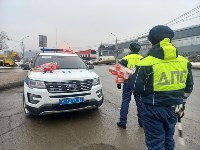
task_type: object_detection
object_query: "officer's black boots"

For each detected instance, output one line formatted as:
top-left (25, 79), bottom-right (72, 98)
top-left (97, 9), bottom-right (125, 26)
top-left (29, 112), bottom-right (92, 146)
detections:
top-left (117, 84), bottom-right (121, 89)
top-left (138, 122), bottom-right (143, 127)
top-left (117, 122), bottom-right (126, 129)
top-left (138, 119), bottom-right (143, 128)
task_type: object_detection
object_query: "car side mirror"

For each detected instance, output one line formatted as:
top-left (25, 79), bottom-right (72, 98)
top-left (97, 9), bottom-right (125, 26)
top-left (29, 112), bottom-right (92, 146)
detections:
top-left (88, 65), bottom-right (94, 69)
top-left (24, 66), bottom-right (31, 70)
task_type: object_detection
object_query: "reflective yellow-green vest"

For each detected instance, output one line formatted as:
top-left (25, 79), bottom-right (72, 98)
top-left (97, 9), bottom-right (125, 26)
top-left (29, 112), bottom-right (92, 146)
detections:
top-left (136, 39), bottom-right (189, 92)
top-left (122, 54), bottom-right (143, 70)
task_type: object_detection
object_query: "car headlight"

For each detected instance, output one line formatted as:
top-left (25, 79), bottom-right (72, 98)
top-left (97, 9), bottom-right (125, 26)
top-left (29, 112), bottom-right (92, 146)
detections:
top-left (92, 77), bottom-right (100, 86)
top-left (28, 79), bottom-right (46, 89)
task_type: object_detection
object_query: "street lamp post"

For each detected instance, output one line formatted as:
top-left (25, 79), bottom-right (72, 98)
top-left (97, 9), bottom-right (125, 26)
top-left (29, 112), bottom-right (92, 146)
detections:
top-left (111, 33), bottom-right (118, 63)
top-left (21, 36), bottom-right (29, 59)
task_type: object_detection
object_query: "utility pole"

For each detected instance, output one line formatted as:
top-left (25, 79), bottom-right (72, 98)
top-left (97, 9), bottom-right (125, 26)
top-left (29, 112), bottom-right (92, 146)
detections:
top-left (21, 36), bottom-right (29, 59)
top-left (56, 29), bottom-right (57, 48)
top-left (21, 40), bottom-right (24, 58)
top-left (111, 33), bottom-right (118, 63)
top-left (115, 37), bottom-right (118, 63)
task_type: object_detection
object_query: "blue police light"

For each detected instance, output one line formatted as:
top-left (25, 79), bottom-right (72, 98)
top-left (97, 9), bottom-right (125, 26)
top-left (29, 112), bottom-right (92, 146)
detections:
top-left (40, 48), bottom-right (63, 52)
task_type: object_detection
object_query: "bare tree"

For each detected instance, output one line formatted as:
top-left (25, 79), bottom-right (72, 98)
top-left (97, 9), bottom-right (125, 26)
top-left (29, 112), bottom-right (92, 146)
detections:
top-left (0, 31), bottom-right (9, 50)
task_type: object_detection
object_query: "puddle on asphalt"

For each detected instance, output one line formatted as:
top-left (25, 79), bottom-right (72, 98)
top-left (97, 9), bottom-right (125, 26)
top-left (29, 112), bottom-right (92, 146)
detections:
top-left (79, 143), bottom-right (120, 150)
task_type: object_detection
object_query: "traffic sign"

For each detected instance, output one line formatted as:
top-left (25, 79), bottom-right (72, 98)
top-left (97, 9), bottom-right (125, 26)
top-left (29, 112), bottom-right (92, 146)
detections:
top-left (39, 35), bottom-right (47, 47)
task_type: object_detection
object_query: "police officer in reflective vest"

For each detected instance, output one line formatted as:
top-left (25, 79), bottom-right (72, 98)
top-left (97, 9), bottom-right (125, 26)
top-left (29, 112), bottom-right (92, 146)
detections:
top-left (117, 42), bottom-right (143, 129)
top-left (130, 25), bottom-right (194, 150)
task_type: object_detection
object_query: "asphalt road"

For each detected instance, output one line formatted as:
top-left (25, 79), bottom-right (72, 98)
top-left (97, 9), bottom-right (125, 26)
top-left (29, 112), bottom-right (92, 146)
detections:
top-left (0, 65), bottom-right (200, 150)
top-left (0, 67), bottom-right (24, 73)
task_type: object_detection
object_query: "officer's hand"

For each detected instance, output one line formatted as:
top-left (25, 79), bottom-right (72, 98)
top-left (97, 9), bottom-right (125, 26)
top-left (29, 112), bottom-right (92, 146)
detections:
top-left (117, 84), bottom-right (121, 89)
top-left (182, 102), bottom-right (186, 111)
top-left (178, 111), bottom-right (184, 119)
top-left (177, 102), bottom-right (186, 119)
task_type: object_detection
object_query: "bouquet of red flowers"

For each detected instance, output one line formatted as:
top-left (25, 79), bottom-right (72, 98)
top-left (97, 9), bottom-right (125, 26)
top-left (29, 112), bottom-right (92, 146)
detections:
top-left (32, 62), bottom-right (58, 73)
top-left (109, 64), bottom-right (134, 84)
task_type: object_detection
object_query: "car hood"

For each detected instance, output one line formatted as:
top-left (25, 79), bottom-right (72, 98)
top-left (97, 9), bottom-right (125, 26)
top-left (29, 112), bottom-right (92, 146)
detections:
top-left (28, 69), bottom-right (98, 81)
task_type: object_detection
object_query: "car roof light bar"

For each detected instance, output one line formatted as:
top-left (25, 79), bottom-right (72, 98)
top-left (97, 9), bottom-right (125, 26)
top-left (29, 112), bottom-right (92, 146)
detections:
top-left (40, 48), bottom-right (74, 53)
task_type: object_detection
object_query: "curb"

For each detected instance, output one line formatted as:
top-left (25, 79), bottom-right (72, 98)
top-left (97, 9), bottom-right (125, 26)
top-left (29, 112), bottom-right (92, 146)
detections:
top-left (0, 81), bottom-right (24, 91)
top-left (191, 62), bottom-right (200, 69)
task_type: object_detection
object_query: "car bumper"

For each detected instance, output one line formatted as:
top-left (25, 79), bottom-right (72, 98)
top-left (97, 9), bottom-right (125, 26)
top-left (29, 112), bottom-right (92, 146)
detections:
top-left (24, 82), bottom-right (103, 115)
top-left (26, 97), bottom-right (103, 115)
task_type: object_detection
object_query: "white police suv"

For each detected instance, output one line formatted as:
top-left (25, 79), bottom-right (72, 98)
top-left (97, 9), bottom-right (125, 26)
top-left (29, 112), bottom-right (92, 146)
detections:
top-left (23, 51), bottom-right (103, 117)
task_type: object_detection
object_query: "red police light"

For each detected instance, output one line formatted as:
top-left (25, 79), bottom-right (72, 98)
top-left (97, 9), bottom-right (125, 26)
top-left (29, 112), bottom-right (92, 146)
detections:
top-left (63, 49), bottom-right (74, 53)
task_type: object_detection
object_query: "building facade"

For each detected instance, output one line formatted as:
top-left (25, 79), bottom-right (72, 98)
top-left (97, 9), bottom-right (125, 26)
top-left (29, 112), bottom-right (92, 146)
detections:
top-left (171, 24), bottom-right (200, 56)
top-left (76, 49), bottom-right (97, 60)
top-left (98, 44), bottom-right (115, 57)
top-left (116, 24), bottom-right (200, 57)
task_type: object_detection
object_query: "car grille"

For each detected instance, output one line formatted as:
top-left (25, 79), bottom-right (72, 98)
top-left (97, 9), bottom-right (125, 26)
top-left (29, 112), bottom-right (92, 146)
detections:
top-left (45, 79), bottom-right (93, 93)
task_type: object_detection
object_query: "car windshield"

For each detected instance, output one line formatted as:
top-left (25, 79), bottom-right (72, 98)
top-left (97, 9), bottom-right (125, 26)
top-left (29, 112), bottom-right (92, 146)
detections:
top-left (33, 55), bottom-right (88, 69)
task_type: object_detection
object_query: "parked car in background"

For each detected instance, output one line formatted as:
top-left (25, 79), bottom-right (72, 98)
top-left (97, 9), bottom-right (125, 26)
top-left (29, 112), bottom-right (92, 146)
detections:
top-left (88, 59), bottom-right (98, 65)
top-left (82, 60), bottom-right (88, 64)
top-left (19, 59), bottom-right (32, 70)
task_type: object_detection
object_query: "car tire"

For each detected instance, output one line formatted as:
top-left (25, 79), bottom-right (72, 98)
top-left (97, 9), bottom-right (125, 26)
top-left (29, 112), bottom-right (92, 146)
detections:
top-left (23, 94), bottom-right (35, 118)
top-left (97, 98), bottom-right (103, 107)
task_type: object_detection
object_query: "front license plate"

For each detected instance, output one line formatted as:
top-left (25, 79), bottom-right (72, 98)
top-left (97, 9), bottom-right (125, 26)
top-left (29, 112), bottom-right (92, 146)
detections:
top-left (59, 97), bottom-right (84, 105)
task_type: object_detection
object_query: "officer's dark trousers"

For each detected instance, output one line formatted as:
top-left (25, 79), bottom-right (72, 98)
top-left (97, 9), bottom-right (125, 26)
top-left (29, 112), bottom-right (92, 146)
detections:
top-left (141, 104), bottom-right (177, 150)
top-left (119, 82), bottom-right (143, 126)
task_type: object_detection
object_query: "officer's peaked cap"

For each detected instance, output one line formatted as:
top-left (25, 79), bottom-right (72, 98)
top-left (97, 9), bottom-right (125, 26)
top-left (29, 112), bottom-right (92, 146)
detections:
top-left (129, 42), bottom-right (141, 52)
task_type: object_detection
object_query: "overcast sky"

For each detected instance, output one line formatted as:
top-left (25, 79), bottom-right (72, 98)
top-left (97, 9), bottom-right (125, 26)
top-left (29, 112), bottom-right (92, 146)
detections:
top-left (1, 0), bottom-right (200, 53)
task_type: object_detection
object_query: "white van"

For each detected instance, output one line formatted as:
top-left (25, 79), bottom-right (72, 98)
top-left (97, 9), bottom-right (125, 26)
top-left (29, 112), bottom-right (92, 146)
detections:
top-left (96, 56), bottom-right (115, 65)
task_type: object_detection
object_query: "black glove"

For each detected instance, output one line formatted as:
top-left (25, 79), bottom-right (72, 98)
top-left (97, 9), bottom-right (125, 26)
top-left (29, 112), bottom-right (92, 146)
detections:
top-left (117, 84), bottom-right (121, 89)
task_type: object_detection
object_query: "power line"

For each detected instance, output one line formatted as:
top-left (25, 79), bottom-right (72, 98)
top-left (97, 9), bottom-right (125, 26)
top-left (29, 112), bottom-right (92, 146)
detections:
top-left (180, 15), bottom-right (200, 23)
top-left (125, 5), bottom-right (200, 40)
top-left (167, 10), bottom-right (200, 27)
top-left (165, 5), bottom-right (200, 26)
top-left (102, 5), bottom-right (200, 46)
